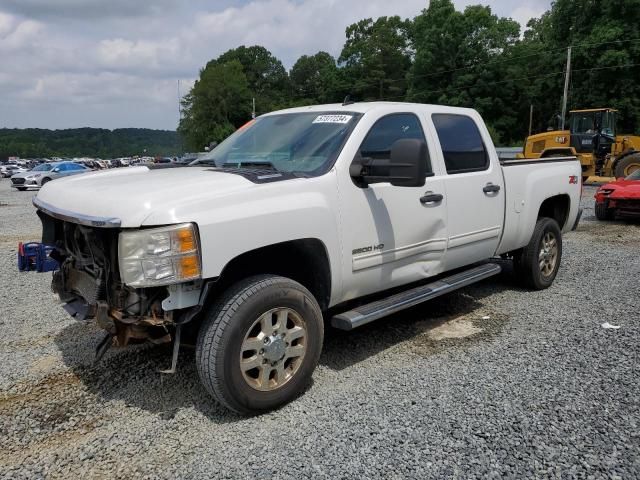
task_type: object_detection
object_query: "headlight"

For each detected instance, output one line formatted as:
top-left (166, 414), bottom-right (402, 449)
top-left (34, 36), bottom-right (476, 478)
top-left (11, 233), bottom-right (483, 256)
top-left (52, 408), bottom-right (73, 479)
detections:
top-left (118, 223), bottom-right (201, 287)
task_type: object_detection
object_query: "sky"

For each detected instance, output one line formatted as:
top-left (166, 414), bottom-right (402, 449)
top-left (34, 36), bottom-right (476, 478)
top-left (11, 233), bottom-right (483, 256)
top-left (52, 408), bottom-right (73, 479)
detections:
top-left (0, 0), bottom-right (551, 131)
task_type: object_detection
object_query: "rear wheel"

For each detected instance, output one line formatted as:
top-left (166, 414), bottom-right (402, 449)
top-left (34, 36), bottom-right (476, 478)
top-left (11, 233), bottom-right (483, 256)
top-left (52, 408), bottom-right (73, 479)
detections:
top-left (196, 275), bottom-right (324, 414)
top-left (514, 217), bottom-right (562, 290)
top-left (614, 153), bottom-right (640, 178)
top-left (594, 201), bottom-right (614, 221)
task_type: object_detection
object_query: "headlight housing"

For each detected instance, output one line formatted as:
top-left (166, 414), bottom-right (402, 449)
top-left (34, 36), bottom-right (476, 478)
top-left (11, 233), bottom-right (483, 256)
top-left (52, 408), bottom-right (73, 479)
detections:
top-left (118, 223), bottom-right (201, 287)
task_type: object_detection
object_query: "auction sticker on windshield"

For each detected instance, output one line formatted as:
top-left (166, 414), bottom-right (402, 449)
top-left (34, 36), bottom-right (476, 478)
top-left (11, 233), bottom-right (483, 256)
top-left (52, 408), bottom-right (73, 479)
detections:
top-left (313, 114), bottom-right (353, 124)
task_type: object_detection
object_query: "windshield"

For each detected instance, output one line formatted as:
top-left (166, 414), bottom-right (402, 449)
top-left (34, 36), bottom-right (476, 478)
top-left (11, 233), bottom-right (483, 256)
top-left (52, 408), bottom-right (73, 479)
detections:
top-left (31, 164), bottom-right (53, 172)
top-left (194, 111), bottom-right (361, 175)
top-left (570, 111), bottom-right (616, 136)
top-left (570, 113), bottom-right (596, 134)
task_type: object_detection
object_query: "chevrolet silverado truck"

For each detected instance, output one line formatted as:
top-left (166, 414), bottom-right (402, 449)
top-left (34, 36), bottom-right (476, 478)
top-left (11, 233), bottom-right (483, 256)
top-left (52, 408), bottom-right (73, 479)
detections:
top-left (33, 102), bottom-right (582, 414)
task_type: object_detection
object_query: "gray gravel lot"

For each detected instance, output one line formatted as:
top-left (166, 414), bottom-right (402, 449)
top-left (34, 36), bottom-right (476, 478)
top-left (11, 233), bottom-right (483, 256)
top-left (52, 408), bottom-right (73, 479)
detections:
top-left (0, 179), bottom-right (638, 479)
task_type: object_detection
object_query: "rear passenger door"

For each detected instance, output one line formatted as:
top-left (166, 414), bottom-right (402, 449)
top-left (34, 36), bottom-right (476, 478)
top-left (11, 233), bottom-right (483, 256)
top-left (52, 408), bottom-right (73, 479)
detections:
top-left (430, 113), bottom-right (505, 270)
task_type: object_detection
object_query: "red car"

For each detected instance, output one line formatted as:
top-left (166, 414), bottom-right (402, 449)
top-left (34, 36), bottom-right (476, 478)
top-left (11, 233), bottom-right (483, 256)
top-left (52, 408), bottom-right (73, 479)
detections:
top-left (594, 169), bottom-right (640, 220)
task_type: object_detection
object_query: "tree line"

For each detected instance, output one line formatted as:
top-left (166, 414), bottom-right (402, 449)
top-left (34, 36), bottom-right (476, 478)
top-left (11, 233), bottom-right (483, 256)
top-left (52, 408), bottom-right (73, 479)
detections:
top-left (179, 0), bottom-right (640, 149)
top-left (0, 128), bottom-right (180, 160)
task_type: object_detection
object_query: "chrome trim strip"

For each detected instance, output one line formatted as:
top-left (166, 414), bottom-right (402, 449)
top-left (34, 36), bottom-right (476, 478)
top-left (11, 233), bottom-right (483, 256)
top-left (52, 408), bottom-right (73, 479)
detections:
top-left (32, 197), bottom-right (122, 228)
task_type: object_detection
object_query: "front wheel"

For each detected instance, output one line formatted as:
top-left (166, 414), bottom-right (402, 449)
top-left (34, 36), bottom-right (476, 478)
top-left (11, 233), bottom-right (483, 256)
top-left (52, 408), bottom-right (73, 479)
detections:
top-left (41, 177), bottom-right (51, 185)
top-left (196, 275), bottom-right (324, 414)
top-left (614, 154), bottom-right (640, 178)
top-left (594, 202), bottom-right (614, 221)
top-left (514, 217), bottom-right (563, 290)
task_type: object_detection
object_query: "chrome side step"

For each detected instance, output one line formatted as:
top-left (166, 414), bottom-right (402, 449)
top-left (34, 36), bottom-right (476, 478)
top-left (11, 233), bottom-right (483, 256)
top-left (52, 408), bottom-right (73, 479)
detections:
top-left (331, 263), bottom-right (502, 331)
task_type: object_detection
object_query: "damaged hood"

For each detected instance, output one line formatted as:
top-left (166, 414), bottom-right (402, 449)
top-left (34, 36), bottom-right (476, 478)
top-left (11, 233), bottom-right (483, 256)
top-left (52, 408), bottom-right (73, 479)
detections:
top-left (34, 166), bottom-right (257, 227)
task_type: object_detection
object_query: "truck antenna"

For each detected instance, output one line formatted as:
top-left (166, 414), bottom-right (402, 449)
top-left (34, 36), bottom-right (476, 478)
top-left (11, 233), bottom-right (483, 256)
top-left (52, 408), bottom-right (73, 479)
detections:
top-left (343, 95), bottom-right (355, 106)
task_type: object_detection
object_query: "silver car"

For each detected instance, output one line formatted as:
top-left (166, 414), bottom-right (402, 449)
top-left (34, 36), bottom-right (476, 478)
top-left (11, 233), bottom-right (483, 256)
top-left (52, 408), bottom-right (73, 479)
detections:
top-left (10, 161), bottom-right (90, 191)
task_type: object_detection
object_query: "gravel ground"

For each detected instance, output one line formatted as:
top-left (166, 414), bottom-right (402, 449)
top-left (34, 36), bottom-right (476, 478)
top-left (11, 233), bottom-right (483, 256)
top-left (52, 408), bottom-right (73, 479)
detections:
top-left (0, 179), bottom-right (638, 479)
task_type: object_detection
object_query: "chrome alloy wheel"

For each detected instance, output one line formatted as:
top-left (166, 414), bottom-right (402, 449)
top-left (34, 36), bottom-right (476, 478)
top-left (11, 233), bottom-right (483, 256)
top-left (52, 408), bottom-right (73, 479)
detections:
top-left (539, 231), bottom-right (558, 277)
top-left (239, 307), bottom-right (307, 391)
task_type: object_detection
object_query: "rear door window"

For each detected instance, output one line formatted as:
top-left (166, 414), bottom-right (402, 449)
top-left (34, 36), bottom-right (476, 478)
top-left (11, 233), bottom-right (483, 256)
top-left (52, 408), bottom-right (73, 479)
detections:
top-left (432, 114), bottom-right (488, 174)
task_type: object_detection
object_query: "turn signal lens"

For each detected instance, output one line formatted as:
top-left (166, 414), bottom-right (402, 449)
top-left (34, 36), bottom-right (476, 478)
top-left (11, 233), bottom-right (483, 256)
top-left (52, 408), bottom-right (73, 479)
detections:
top-left (176, 228), bottom-right (196, 253)
top-left (178, 254), bottom-right (200, 278)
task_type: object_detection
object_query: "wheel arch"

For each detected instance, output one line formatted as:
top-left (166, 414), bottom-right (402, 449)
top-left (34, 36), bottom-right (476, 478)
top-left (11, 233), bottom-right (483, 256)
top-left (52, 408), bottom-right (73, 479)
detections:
top-left (540, 147), bottom-right (576, 158)
top-left (208, 238), bottom-right (332, 311)
top-left (537, 194), bottom-right (571, 229)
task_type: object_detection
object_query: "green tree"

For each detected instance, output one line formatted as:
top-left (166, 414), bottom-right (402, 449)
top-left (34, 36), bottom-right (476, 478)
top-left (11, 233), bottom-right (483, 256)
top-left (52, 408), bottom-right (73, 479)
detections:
top-left (408, 0), bottom-right (520, 144)
top-left (339, 16), bottom-right (412, 101)
top-left (213, 45), bottom-right (289, 114)
top-left (290, 52), bottom-right (340, 104)
top-left (178, 60), bottom-right (252, 151)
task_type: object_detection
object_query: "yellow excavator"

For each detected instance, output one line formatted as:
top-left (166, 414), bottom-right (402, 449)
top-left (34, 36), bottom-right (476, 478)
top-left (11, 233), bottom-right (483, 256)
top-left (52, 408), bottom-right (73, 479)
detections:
top-left (521, 108), bottom-right (640, 181)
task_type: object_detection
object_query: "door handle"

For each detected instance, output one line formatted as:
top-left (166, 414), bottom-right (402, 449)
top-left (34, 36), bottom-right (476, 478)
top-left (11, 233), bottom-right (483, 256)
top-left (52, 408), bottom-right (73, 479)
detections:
top-left (420, 193), bottom-right (444, 204)
top-left (483, 183), bottom-right (501, 194)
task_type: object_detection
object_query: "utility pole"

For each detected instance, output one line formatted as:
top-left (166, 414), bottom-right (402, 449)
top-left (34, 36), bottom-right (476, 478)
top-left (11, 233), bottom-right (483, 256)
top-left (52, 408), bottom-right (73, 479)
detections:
top-left (251, 98), bottom-right (256, 119)
top-left (177, 80), bottom-right (182, 120)
top-left (529, 104), bottom-right (534, 137)
top-left (561, 46), bottom-right (572, 130)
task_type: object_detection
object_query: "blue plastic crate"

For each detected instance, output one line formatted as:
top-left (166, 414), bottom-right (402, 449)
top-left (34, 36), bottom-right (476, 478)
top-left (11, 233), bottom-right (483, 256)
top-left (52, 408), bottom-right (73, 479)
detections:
top-left (18, 242), bottom-right (59, 272)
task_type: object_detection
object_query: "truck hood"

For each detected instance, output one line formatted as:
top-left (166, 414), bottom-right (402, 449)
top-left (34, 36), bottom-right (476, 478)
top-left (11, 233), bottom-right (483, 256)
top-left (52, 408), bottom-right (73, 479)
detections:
top-left (34, 166), bottom-right (256, 227)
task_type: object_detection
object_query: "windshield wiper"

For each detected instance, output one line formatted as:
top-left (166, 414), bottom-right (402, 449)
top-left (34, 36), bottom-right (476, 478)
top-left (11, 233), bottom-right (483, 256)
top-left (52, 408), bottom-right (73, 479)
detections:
top-left (222, 160), bottom-right (278, 170)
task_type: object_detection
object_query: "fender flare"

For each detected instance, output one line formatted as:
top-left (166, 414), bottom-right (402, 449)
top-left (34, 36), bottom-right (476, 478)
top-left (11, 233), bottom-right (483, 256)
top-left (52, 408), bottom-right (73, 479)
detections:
top-left (540, 147), bottom-right (576, 158)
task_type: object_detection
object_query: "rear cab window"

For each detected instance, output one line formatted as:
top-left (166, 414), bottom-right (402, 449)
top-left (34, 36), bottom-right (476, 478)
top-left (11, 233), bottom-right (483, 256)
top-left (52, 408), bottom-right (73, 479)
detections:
top-left (432, 114), bottom-right (488, 174)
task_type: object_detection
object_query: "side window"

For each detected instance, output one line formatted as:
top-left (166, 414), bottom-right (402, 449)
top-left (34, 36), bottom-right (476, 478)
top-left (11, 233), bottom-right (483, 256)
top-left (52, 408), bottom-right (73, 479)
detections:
top-left (432, 114), bottom-right (488, 174)
top-left (359, 113), bottom-right (432, 173)
top-left (68, 164), bottom-right (83, 171)
top-left (57, 164), bottom-right (68, 172)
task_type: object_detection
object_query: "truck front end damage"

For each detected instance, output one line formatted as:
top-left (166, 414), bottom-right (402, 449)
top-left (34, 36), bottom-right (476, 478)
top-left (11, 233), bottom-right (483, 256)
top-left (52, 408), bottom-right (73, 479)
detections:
top-left (35, 198), bottom-right (205, 361)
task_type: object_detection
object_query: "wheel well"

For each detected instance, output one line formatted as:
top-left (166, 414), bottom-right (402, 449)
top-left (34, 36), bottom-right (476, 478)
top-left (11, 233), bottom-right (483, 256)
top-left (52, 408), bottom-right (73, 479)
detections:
top-left (541, 148), bottom-right (574, 158)
top-left (538, 195), bottom-right (570, 229)
top-left (212, 239), bottom-right (331, 311)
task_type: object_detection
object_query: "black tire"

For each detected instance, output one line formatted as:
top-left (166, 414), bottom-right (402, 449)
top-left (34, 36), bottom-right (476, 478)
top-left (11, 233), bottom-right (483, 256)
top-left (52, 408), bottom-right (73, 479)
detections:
top-left (196, 275), bottom-right (324, 414)
top-left (614, 153), bottom-right (640, 179)
top-left (17, 187), bottom-right (27, 191)
top-left (41, 177), bottom-right (51, 185)
top-left (594, 201), bottom-right (614, 221)
top-left (513, 217), bottom-right (562, 290)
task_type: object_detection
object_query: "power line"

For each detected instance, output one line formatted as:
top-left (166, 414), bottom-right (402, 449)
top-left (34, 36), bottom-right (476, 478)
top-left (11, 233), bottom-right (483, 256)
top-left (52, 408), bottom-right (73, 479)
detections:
top-left (289, 37), bottom-right (640, 101)
top-left (377, 62), bottom-right (640, 102)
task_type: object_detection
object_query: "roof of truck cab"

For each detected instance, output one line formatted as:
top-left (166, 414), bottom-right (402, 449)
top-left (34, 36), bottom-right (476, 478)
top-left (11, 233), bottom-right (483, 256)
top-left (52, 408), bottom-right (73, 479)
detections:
top-left (264, 102), bottom-right (479, 116)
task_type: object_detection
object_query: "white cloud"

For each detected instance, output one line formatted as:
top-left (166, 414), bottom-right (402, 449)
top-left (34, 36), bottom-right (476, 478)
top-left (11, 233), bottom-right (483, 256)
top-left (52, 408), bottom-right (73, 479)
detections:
top-left (0, 0), bottom-right (551, 130)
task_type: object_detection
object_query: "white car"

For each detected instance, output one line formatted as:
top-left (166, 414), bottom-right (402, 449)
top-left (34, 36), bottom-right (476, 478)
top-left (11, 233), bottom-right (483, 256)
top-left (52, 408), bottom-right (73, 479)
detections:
top-left (33, 102), bottom-right (582, 413)
top-left (1, 165), bottom-right (27, 178)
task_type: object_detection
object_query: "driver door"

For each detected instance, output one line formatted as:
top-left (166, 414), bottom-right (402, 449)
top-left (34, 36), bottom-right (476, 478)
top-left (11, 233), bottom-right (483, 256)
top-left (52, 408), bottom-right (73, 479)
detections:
top-left (337, 112), bottom-right (448, 302)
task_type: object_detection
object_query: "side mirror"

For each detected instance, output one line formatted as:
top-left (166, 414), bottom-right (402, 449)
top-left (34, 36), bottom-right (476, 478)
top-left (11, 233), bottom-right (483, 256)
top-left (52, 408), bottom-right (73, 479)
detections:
top-left (388, 139), bottom-right (428, 187)
top-left (350, 138), bottom-right (430, 188)
top-left (52, 168), bottom-right (60, 173)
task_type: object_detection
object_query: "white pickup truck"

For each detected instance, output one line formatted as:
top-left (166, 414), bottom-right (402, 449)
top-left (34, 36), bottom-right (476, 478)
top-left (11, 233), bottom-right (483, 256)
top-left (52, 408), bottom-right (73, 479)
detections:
top-left (33, 102), bottom-right (582, 413)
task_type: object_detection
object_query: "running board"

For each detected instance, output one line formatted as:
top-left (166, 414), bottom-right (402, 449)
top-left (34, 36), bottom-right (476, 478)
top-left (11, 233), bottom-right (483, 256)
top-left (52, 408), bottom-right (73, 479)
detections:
top-left (331, 263), bottom-right (502, 331)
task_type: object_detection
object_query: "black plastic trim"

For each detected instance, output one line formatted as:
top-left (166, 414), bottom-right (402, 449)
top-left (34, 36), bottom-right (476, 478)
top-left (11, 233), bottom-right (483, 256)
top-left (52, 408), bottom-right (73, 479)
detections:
top-left (500, 156), bottom-right (578, 166)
